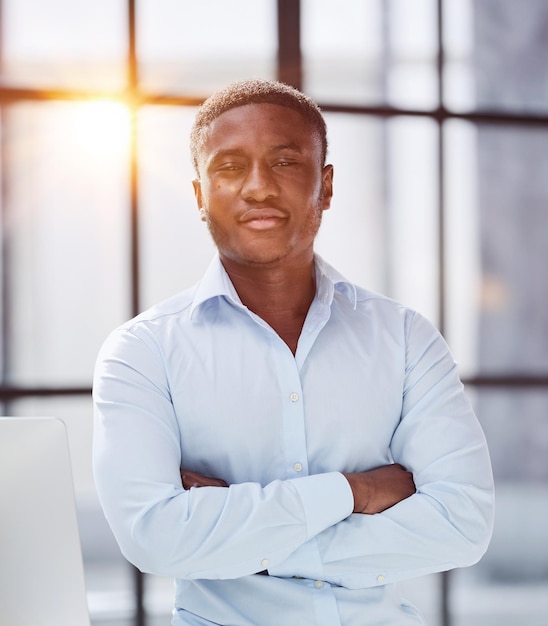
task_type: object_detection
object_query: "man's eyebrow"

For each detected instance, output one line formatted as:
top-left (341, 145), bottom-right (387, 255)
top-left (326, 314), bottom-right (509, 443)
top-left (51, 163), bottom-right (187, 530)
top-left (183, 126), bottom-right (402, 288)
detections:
top-left (208, 144), bottom-right (303, 163)
top-left (270, 143), bottom-right (303, 153)
top-left (209, 148), bottom-right (246, 161)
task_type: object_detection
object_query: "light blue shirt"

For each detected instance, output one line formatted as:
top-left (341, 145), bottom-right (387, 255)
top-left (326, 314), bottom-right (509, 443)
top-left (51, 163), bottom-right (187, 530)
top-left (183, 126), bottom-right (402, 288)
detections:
top-left (93, 254), bottom-right (494, 626)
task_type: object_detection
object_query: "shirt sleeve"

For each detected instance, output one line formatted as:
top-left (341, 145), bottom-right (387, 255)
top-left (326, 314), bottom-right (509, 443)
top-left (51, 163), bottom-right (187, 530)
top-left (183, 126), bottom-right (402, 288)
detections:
top-left (92, 327), bottom-right (354, 580)
top-left (268, 311), bottom-right (495, 588)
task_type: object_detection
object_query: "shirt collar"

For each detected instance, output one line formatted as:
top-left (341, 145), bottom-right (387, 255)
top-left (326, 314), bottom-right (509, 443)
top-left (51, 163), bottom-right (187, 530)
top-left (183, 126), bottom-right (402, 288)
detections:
top-left (313, 254), bottom-right (358, 309)
top-left (189, 253), bottom-right (357, 320)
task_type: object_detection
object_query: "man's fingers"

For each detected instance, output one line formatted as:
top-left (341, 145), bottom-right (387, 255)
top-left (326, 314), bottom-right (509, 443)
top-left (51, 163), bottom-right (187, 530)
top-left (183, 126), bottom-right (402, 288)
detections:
top-left (181, 469), bottom-right (228, 489)
top-left (344, 463), bottom-right (416, 514)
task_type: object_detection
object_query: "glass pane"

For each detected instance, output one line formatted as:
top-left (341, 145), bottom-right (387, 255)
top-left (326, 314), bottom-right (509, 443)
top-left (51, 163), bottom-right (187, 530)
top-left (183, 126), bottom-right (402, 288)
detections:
top-left (138, 106), bottom-right (216, 309)
top-left (442, 0), bottom-right (475, 111)
top-left (444, 0), bottom-right (548, 114)
top-left (302, 0), bottom-right (438, 109)
top-left (315, 113), bottom-right (387, 293)
top-left (1, 0), bottom-right (127, 90)
top-left (474, 388), bottom-right (548, 483)
top-left (444, 120), bottom-right (480, 372)
top-left (316, 114), bottom-right (438, 323)
top-left (451, 388), bottom-right (548, 625)
top-left (137, 0), bottom-right (277, 95)
top-left (385, 117), bottom-right (439, 324)
top-left (445, 121), bottom-right (548, 376)
top-left (5, 101), bottom-right (131, 386)
top-left (301, 0), bottom-right (383, 105)
top-left (385, 0), bottom-right (439, 110)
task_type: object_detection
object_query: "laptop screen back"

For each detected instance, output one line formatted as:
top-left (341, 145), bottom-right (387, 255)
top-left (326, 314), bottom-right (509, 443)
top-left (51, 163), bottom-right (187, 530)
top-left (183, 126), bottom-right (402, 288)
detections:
top-left (0, 417), bottom-right (90, 626)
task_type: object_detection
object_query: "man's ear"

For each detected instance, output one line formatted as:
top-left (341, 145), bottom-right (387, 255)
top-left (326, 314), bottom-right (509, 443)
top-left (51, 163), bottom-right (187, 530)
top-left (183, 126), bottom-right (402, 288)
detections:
top-left (321, 164), bottom-right (334, 211)
top-left (192, 179), bottom-right (203, 208)
top-left (193, 179), bottom-right (207, 222)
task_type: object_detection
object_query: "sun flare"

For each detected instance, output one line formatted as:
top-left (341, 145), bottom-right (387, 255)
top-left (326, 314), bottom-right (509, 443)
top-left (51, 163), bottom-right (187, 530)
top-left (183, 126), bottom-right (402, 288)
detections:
top-left (72, 99), bottom-right (132, 159)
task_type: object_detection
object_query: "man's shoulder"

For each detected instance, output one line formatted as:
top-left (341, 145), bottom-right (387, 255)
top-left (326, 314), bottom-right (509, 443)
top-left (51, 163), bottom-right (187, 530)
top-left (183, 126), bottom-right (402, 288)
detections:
top-left (333, 282), bottom-right (427, 340)
top-left (121, 285), bottom-right (198, 334)
top-left (351, 283), bottom-right (409, 314)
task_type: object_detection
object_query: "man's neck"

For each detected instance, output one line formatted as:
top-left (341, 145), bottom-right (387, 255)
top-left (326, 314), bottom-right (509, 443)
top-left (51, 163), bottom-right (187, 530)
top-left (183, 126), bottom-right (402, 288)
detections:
top-left (221, 256), bottom-right (317, 355)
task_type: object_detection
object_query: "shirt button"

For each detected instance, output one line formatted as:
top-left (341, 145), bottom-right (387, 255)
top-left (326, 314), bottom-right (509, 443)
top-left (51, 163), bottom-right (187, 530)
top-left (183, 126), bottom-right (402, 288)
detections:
top-left (314, 580), bottom-right (324, 589)
top-left (289, 392), bottom-right (299, 402)
top-left (376, 574), bottom-right (385, 584)
top-left (293, 462), bottom-right (303, 472)
top-left (261, 559), bottom-right (269, 568)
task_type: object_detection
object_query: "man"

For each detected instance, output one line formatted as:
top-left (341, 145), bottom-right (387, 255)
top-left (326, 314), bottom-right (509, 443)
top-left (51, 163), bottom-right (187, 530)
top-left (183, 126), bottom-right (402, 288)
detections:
top-left (93, 79), bottom-right (494, 625)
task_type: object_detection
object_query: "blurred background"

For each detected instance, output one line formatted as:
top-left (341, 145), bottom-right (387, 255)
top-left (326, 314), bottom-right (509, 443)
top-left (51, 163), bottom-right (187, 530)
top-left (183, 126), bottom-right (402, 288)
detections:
top-left (0, 1), bottom-right (547, 625)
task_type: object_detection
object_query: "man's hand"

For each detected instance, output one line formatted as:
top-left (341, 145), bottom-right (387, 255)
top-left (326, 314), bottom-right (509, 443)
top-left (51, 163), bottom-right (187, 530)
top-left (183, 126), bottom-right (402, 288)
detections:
top-left (181, 469), bottom-right (228, 490)
top-left (343, 464), bottom-right (415, 514)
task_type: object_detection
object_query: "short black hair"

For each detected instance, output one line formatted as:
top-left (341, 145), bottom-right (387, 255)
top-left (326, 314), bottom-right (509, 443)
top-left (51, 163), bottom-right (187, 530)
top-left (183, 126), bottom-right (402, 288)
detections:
top-left (190, 79), bottom-right (328, 176)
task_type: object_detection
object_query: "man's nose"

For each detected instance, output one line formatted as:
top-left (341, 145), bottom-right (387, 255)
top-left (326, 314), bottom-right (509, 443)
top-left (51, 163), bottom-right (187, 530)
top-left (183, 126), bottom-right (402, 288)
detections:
top-left (241, 163), bottom-right (278, 202)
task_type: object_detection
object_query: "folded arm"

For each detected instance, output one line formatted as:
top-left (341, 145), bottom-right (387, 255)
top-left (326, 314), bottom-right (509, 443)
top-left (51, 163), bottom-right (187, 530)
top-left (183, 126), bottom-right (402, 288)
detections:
top-left (268, 312), bottom-right (495, 588)
top-left (93, 328), bottom-right (355, 580)
top-left (181, 464), bottom-right (416, 515)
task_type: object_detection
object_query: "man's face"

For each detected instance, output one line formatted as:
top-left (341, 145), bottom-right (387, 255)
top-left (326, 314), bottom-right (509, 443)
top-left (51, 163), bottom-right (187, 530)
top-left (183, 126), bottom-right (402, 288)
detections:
top-left (193, 103), bottom-right (333, 270)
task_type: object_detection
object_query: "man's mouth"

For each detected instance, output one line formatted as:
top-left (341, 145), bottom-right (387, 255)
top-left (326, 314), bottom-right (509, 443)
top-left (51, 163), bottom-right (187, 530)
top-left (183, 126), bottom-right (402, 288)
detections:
top-left (240, 208), bottom-right (287, 229)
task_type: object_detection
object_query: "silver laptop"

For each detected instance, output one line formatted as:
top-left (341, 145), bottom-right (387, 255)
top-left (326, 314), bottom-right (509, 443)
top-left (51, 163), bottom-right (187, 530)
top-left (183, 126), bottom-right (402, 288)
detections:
top-left (0, 417), bottom-right (91, 626)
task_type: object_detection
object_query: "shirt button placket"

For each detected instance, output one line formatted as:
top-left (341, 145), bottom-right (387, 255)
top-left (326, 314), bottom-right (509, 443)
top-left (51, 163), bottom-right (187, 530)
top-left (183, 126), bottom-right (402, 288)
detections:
top-left (286, 389), bottom-right (307, 477)
top-left (276, 350), bottom-right (307, 481)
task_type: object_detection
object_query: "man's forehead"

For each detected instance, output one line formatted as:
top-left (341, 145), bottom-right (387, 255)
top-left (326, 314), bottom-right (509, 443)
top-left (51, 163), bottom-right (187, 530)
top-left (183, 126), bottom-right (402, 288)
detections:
top-left (194, 102), bottom-right (323, 170)
top-left (204, 104), bottom-right (316, 145)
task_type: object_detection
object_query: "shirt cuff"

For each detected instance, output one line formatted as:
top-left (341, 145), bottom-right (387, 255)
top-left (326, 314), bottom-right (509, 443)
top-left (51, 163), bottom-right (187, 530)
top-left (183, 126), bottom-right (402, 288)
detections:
top-left (289, 471), bottom-right (354, 540)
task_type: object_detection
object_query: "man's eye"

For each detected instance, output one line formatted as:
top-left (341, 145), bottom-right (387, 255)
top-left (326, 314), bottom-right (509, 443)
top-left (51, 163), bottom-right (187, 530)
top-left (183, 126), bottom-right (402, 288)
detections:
top-left (218, 163), bottom-right (242, 171)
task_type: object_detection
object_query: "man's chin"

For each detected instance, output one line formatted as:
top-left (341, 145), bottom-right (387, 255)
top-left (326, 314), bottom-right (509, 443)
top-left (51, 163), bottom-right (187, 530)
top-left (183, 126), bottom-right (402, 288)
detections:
top-left (221, 246), bottom-right (296, 269)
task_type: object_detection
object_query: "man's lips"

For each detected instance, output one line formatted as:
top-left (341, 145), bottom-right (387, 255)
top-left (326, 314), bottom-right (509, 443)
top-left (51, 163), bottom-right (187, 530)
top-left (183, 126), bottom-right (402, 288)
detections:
top-left (240, 208), bottom-right (287, 229)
